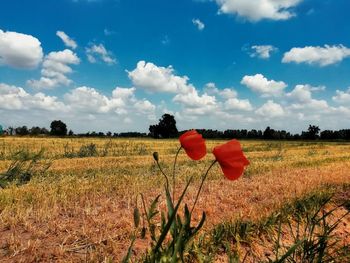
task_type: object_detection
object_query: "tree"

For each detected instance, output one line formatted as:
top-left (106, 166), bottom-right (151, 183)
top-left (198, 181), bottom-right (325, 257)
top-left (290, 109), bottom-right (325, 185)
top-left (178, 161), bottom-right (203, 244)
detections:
top-left (40, 128), bottom-right (49, 135)
top-left (50, 120), bottom-right (67, 136)
top-left (7, 127), bottom-right (15, 135)
top-left (263, 126), bottom-right (275, 140)
top-left (320, 130), bottom-right (335, 140)
top-left (29, 126), bottom-right (42, 136)
top-left (15, 126), bottom-right (29, 136)
top-left (305, 125), bottom-right (320, 140)
top-left (149, 114), bottom-right (178, 138)
top-left (0, 124), bottom-right (3, 135)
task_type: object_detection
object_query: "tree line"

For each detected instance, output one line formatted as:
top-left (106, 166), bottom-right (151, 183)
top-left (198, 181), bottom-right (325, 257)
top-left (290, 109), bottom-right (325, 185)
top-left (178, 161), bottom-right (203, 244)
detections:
top-left (1, 115), bottom-right (350, 140)
top-left (0, 121), bottom-right (148, 138)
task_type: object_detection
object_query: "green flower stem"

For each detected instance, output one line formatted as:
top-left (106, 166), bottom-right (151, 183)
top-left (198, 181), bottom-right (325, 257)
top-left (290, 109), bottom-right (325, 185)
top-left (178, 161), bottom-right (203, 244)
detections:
top-left (155, 159), bottom-right (170, 191)
top-left (153, 176), bottom-right (193, 254)
top-left (190, 160), bottom-right (217, 215)
top-left (172, 146), bottom-right (182, 202)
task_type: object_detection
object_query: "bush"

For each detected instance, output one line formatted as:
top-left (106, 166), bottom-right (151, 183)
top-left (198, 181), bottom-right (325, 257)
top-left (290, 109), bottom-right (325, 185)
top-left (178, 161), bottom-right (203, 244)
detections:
top-left (78, 143), bottom-right (98, 157)
top-left (0, 150), bottom-right (51, 188)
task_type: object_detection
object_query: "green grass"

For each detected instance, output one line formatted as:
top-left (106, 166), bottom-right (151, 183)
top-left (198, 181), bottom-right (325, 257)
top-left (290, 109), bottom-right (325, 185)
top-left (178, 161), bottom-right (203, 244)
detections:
top-left (189, 187), bottom-right (350, 262)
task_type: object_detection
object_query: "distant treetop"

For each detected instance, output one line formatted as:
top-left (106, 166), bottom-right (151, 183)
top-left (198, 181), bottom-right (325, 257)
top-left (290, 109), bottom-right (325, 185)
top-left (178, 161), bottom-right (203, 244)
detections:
top-left (50, 120), bottom-right (68, 136)
top-left (149, 114), bottom-right (178, 138)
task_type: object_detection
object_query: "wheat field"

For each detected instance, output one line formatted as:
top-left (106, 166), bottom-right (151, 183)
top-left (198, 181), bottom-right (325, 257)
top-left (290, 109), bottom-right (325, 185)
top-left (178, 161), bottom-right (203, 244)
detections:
top-left (0, 137), bottom-right (350, 262)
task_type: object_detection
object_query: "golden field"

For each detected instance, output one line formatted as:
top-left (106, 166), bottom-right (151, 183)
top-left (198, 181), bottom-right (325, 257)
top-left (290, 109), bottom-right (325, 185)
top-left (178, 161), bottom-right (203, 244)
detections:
top-left (0, 137), bottom-right (350, 262)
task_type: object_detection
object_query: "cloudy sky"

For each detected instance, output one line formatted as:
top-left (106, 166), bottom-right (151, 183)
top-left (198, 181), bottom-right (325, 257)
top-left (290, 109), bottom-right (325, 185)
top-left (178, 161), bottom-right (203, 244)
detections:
top-left (1, 0), bottom-right (350, 133)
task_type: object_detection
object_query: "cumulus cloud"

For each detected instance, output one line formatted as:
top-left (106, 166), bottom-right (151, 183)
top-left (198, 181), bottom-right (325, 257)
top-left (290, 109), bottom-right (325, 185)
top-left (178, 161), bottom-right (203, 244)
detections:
top-left (286, 84), bottom-right (312, 103)
top-left (56, 31), bottom-right (77, 49)
top-left (192, 18), bottom-right (205, 30)
top-left (0, 81), bottom-right (157, 131)
top-left (64, 86), bottom-right (156, 118)
top-left (64, 86), bottom-right (113, 113)
top-left (204, 83), bottom-right (238, 99)
top-left (173, 90), bottom-right (216, 110)
top-left (241, 74), bottom-right (287, 97)
top-left (112, 86), bottom-right (136, 100)
top-left (134, 99), bottom-right (156, 113)
top-left (0, 29), bottom-right (43, 69)
top-left (0, 83), bottom-right (65, 111)
top-left (256, 100), bottom-right (285, 118)
top-left (128, 61), bottom-right (194, 94)
top-left (203, 83), bottom-right (252, 111)
top-left (225, 98), bottom-right (253, 111)
top-left (250, 45), bottom-right (277, 59)
top-left (332, 88), bottom-right (350, 104)
top-left (128, 61), bottom-right (219, 116)
top-left (4, 52), bottom-right (350, 133)
top-left (214, 0), bottom-right (302, 21)
top-left (86, 43), bottom-right (116, 65)
top-left (286, 84), bottom-right (329, 111)
top-left (28, 49), bottom-right (80, 89)
top-left (282, 45), bottom-right (350, 66)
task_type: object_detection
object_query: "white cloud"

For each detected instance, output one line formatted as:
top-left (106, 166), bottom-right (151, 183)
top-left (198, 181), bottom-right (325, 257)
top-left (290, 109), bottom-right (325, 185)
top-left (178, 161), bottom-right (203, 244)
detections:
top-left (173, 90), bottom-right (216, 109)
top-left (0, 82), bottom-right (159, 132)
top-left (250, 45), bottom-right (277, 59)
top-left (256, 100), bottom-right (285, 118)
top-left (56, 31), bottom-right (77, 49)
top-left (0, 83), bottom-right (26, 110)
top-left (0, 29), bottom-right (43, 69)
top-left (286, 84), bottom-right (312, 103)
top-left (286, 84), bottom-right (329, 111)
top-left (332, 88), bottom-right (350, 104)
top-left (64, 86), bottom-right (156, 117)
top-left (86, 44), bottom-right (116, 65)
top-left (241, 74), bottom-right (287, 97)
top-left (282, 45), bottom-right (350, 66)
top-left (204, 82), bottom-right (238, 99)
top-left (220, 88), bottom-right (238, 99)
top-left (128, 62), bottom-right (218, 115)
top-left (204, 82), bottom-right (217, 93)
top-left (309, 85), bottom-right (326, 92)
top-left (288, 99), bottom-right (329, 111)
top-left (203, 84), bottom-right (253, 112)
top-left (0, 83), bottom-right (65, 111)
top-left (225, 98), bottom-right (253, 111)
top-left (134, 99), bottom-right (156, 113)
top-left (128, 61), bottom-right (194, 94)
top-left (64, 86), bottom-right (112, 113)
top-left (192, 18), bottom-right (205, 30)
top-left (214, 0), bottom-right (302, 21)
top-left (28, 49), bottom-right (80, 89)
top-left (112, 86), bottom-right (136, 100)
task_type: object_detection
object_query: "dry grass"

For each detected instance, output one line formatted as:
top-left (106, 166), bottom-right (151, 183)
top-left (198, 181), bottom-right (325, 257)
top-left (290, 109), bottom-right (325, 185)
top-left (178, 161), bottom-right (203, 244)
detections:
top-left (0, 137), bottom-right (350, 262)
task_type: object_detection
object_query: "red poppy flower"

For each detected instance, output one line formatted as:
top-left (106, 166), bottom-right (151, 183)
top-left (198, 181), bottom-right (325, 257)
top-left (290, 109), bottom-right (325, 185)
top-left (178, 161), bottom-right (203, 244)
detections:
top-left (179, 130), bottom-right (207, 160)
top-left (212, 139), bottom-right (249, 180)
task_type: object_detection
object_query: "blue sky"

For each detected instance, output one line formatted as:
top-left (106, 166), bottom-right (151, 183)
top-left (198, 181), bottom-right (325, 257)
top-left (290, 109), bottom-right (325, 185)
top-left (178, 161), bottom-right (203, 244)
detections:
top-left (1, 0), bottom-right (350, 133)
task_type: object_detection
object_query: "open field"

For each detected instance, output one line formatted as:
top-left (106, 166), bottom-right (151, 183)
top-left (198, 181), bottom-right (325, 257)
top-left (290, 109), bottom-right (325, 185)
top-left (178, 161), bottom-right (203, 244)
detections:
top-left (0, 137), bottom-right (350, 262)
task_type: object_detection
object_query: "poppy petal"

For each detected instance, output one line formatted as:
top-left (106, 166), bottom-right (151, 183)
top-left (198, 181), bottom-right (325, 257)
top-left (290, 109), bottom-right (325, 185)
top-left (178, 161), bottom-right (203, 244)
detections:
top-left (179, 130), bottom-right (207, 160)
top-left (219, 162), bottom-right (245, 181)
top-left (183, 143), bottom-right (206, 160)
top-left (212, 139), bottom-right (249, 180)
top-left (179, 130), bottom-right (197, 142)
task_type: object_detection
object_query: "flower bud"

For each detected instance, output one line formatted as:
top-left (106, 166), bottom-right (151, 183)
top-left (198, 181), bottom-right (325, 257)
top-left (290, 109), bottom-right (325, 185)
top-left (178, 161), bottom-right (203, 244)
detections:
top-left (153, 152), bottom-right (159, 162)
